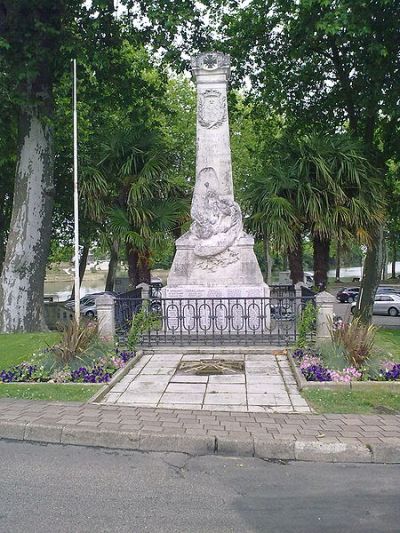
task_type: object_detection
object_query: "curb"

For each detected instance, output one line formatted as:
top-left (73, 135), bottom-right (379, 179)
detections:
top-left (1, 420), bottom-right (399, 464)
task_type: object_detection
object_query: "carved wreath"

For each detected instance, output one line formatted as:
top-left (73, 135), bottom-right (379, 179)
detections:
top-left (198, 89), bottom-right (227, 129)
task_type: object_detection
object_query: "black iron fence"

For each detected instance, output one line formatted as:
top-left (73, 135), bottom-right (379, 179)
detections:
top-left (114, 292), bottom-right (315, 346)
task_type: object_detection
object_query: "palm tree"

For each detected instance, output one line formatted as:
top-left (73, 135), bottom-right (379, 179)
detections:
top-left (245, 133), bottom-right (384, 288)
top-left (81, 125), bottom-right (189, 288)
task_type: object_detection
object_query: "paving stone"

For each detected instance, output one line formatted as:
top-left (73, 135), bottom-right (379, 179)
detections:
top-left (207, 375), bottom-right (245, 384)
top-left (118, 392), bottom-right (162, 404)
top-left (206, 384), bottom-right (246, 394)
top-left (160, 393), bottom-right (205, 404)
top-left (158, 404), bottom-right (201, 410)
top-left (165, 383), bottom-right (207, 394)
top-left (202, 405), bottom-right (248, 412)
top-left (170, 375), bottom-right (208, 383)
top-left (203, 394), bottom-right (247, 405)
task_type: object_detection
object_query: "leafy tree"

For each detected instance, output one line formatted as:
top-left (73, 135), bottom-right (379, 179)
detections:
top-left (208, 0), bottom-right (400, 321)
top-left (0, 0), bottom-right (83, 332)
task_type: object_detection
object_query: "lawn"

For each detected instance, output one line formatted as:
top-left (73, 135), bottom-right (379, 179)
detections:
top-left (0, 383), bottom-right (101, 402)
top-left (0, 332), bottom-right (60, 368)
top-left (303, 388), bottom-right (400, 414)
top-left (375, 329), bottom-right (400, 361)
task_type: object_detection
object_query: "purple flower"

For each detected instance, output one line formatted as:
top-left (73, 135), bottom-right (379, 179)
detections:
top-left (383, 363), bottom-right (400, 381)
top-left (301, 364), bottom-right (332, 382)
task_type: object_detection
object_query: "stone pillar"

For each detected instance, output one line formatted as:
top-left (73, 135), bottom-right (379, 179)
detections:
top-left (315, 291), bottom-right (336, 340)
top-left (192, 52), bottom-right (233, 202)
top-left (137, 282), bottom-right (150, 308)
top-left (96, 294), bottom-right (115, 341)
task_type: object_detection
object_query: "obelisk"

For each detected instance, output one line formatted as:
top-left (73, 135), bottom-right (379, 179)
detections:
top-left (164, 52), bottom-right (269, 301)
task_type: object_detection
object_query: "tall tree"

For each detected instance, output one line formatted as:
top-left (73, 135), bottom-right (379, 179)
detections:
top-left (0, 0), bottom-right (81, 332)
top-left (245, 133), bottom-right (383, 288)
top-left (209, 0), bottom-right (400, 321)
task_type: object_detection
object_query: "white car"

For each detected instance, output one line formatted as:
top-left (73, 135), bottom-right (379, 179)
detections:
top-left (351, 294), bottom-right (400, 317)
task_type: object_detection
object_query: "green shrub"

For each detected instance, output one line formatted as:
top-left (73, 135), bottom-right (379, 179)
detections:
top-left (317, 341), bottom-right (349, 371)
top-left (328, 316), bottom-right (378, 369)
top-left (49, 319), bottom-right (98, 366)
top-left (127, 308), bottom-right (161, 350)
top-left (297, 301), bottom-right (317, 348)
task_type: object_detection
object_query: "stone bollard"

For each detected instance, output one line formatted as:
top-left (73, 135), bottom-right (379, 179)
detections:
top-left (315, 291), bottom-right (336, 340)
top-left (96, 294), bottom-right (116, 341)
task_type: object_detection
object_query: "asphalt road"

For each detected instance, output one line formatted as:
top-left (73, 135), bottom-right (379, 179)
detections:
top-left (333, 302), bottom-right (400, 327)
top-left (0, 440), bottom-right (399, 533)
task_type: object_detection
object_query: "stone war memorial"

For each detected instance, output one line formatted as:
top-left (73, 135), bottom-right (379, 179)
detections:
top-left (162, 52), bottom-right (270, 335)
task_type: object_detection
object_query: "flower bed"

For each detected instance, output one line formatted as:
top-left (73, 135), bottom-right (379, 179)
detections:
top-left (290, 347), bottom-right (400, 390)
top-left (0, 349), bottom-right (135, 384)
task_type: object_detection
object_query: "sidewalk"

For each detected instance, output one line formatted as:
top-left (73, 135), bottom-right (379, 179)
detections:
top-left (1, 398), bottom-right (400, 463)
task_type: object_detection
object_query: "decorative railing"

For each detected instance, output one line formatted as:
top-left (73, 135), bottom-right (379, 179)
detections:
top-left (114, 293), bottom-right (315, 346)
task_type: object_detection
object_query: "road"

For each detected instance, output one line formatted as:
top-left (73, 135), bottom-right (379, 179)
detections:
top-left (333, 302), bottom-right (400, 328)
top-left (0, 440), bottom-right (399, 532)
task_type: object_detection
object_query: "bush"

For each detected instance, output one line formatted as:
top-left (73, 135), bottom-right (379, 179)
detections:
top-left (329, 316), bottom-right (377, 369)
top-left (49, 319), bottom-right (98, 365)
top-left (127, 308), bottom-right (161, 350)
top-left (297, 301), bottom-right (317, 348)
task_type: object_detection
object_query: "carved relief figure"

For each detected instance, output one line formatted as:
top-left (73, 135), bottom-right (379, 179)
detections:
top-left (190, 167), bottom-right (243, 257)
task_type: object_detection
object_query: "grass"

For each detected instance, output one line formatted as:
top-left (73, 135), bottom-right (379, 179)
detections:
top-left (303, 388), bottom-right (400, 414)
top-left (375, 329), bottom-right (400, 361)
top-left (0, 332), bottom-right (60, 368)
top-left (0, 383), bottom-right (101, 402)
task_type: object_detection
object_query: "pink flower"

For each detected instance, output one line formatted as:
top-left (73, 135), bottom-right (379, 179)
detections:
top-left (330, 367), bottom-right (361, 382)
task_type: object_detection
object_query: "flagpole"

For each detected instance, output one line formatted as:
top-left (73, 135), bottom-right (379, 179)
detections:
top-left (73, 59), bottom-right (80, 326)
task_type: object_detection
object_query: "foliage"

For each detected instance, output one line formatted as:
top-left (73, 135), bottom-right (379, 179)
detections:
top-left (127, 308), bottom-right (161, 350)
top-left (49, 320), bottom-right (99, 366)
top-left (0, 347), bottom-right (135, 384)
top-left (329, 317), bottom-right (378, 369)
top-left (317, 342), bottom-right (349, 372)
top-left (297, 302), bottom-right (317, 348)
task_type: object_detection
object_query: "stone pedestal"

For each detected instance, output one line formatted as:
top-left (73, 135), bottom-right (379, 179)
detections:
top-left (163, 52), bottom-right (269, 333)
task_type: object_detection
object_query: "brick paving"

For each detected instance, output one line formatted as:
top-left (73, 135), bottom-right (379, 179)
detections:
top-left (0, 398), bottom-right (399, 446)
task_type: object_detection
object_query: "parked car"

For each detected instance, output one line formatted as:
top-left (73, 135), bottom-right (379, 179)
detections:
top-left (336, 287), bottom-right (360, 303)
top-left (351, 294), bottom-right (400, 317)
top-left (376, 286), bottom-right (400, 296)
top-left (65, 292), bottom-right (116, 317)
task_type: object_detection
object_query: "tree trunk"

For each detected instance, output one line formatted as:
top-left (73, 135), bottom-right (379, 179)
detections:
top-left (391, 240), bottom-right (397, 279)
top-left (335, 238), bottom-right (341, 282)
top-left (0, 106), bottom-right (54, 332)
top-left (287, 232), bottom-right (304, 284)
top-left (313, 234), bottom-right (330, 290)
top-left (70, 244), bottom-right (90, 300)
top-left (105, 239), bottom-right (119, 292)
top-left (355, 227), bottom-right (384, 324)
top-left (262, 230), bottom-right (272, 284)
top-left (137, 250), bottom-right (151, 285)
top-left (126, 245), bottom-right (151, 288)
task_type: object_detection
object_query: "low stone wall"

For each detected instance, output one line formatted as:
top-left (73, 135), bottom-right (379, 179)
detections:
top-left (44, 303), bottom-right (74, 330)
